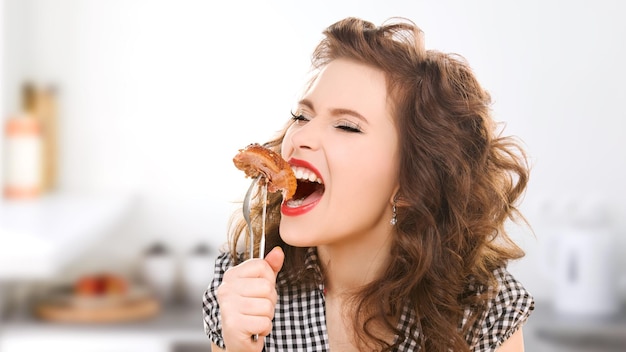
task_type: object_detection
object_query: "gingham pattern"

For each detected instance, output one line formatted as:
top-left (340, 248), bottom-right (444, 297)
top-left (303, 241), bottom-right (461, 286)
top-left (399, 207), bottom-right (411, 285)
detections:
top-left (202, 250), bottom-right (534, 351)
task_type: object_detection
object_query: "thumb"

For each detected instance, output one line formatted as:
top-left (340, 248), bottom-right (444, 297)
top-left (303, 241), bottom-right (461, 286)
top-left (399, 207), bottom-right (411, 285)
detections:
top-left (264, 246), bottom-right (284, 276)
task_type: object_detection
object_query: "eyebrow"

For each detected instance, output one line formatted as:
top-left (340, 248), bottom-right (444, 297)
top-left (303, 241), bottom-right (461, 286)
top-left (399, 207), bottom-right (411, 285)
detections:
top-left (298, 99), bottom-right (369, 124)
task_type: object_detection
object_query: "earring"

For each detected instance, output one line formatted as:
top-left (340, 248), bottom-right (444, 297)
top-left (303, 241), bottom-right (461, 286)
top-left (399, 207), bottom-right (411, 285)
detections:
top-left (390, 201), bottom-right (398, 226)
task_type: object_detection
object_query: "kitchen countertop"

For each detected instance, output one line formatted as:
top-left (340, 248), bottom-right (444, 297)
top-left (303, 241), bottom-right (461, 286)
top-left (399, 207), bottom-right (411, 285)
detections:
top-left (6, 304), bottom-right (201, 332)
top-left (2, 300), bottom-right (625, 351)
top-left (0, 303), bottom-right (212, 351)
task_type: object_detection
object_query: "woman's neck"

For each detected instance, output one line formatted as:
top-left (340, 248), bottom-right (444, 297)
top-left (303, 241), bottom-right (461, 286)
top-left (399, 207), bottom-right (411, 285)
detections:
top-left (317, 229), bottom-right (393, 295)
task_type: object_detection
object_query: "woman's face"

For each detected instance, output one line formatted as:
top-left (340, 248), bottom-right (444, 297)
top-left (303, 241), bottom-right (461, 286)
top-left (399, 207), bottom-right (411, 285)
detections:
top-left (280, 58), bottom-right (400, 248)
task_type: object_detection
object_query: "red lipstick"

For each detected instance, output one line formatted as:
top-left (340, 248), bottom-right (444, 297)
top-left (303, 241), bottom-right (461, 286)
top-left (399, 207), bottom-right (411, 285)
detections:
top-left (281, 158), bottom-right (324, 217)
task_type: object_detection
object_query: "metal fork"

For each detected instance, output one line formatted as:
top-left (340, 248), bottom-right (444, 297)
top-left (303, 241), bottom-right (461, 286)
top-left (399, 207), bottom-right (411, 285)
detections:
top-left (259, 181), bottom-right (267, 259)
top-left (242, 175), bottom-right (267, 343)
top-left (243, 175), bottom-right (261, 259)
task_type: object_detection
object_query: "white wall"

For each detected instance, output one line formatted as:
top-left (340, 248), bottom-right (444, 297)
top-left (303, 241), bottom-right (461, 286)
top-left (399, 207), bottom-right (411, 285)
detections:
top-left (2, 0), bottom-right (625, 300)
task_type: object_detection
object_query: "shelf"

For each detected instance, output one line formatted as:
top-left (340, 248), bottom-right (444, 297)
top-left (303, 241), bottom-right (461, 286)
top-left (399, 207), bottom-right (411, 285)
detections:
top-left (0, 193), bottom-right (134, 280)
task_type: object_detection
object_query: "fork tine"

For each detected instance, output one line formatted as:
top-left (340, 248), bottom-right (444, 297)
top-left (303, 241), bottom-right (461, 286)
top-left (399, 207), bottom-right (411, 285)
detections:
top-left (243, 175), bottom-right (261, 259)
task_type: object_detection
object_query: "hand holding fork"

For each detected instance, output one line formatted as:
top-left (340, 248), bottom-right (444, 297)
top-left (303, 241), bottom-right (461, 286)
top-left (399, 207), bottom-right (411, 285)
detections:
top-left (241, 175), bottom-right (279, 344)
top-left (216, 175), bottom-right (284, 350)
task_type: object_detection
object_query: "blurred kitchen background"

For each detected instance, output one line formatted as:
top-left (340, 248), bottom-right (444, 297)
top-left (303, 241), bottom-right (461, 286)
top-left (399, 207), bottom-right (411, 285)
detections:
top-left (0, 0), bottom-right (625, 351)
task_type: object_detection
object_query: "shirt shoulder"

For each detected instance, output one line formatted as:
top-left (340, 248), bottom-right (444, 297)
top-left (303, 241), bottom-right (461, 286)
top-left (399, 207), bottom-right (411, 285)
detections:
top-left (467, 266), bottom-right (535, 351)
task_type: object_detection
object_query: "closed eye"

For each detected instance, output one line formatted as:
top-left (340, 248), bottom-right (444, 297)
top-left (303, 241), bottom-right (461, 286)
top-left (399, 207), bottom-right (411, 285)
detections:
top-left (290, 111), bottom-right (310, 124)
top-left (335, 121), bottom-right (363, 133)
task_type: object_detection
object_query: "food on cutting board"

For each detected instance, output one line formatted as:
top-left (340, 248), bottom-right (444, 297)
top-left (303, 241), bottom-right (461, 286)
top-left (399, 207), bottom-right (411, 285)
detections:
top-left (233, 143), bottom-right (297, 199)
top-left (74, 273), bottom-right (129, 296)
top-left (35, 272), bottom-right (159, 323)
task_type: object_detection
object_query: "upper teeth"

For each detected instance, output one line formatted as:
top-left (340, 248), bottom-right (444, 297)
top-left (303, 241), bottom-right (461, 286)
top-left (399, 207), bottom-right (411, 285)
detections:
top-left (292, 166), bottom-right (322, 184)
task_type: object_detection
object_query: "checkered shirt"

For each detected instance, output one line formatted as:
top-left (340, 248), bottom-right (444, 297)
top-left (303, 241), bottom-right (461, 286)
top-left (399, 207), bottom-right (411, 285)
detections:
top-left (202, 249), bottom-right (534, 351)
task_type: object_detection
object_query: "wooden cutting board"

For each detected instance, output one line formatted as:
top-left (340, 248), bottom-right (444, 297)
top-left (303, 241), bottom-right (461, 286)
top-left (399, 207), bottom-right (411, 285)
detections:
top-left (35, 288), bottom-right (160, 323)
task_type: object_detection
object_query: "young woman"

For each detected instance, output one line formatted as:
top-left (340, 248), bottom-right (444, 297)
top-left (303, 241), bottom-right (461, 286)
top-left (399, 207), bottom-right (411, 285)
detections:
top-left (203, 17), bottom-right (534, 352)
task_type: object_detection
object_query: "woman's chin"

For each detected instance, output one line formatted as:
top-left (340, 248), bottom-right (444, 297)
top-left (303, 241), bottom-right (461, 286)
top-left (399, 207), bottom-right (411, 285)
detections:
top-left (279, 222), bottom-right (316, 248)
top-left (279, 233), bottom-right (309, 248)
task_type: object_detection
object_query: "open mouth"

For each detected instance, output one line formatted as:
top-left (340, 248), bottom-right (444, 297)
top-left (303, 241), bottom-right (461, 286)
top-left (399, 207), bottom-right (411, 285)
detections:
top-left (285, 166), bottom-right (325, 208)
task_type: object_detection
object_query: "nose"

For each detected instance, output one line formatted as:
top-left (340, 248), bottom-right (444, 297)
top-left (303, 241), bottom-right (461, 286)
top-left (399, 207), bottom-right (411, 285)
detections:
top-left (287, 119), bottom-right (321, 152)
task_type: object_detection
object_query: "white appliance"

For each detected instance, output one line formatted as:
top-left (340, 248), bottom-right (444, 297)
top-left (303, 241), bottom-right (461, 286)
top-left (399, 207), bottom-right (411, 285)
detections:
top-left (543, 200), bottom-right (620, 318)
top-left (551, 225), bottom-right (619, 317)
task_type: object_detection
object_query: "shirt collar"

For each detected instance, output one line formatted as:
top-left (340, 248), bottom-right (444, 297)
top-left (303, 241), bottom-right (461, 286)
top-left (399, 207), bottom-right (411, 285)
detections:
top-left (277, 247), bottom-right (325, 292)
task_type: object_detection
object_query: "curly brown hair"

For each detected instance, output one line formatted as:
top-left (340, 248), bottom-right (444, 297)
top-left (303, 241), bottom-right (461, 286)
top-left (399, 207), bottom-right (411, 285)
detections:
top-left (228, 17), bottom-right (530, 351)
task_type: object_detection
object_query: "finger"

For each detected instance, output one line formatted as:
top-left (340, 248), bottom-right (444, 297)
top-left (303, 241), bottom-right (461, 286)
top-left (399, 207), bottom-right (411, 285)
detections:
top-left (264, 246), bottom-right (284, 276)
top-left (218, 277), bottom-right (277, 303)
top-left (237, 296), bottom-right (277, 317)
top-left (245, 316), bottom-right (274, 339)
top-left (224, 314), bottom-right (274, 341)
top-left (225, 257), bottom-right (276, 281)
top-left (222, 315), bottom-right (272, 351)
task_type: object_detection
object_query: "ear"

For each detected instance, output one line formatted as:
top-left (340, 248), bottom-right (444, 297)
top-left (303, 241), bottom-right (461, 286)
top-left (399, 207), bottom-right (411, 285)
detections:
top-left (389, 184), bottom-right (400, 205)
top-left (390, 186), bottom-right (411, 208)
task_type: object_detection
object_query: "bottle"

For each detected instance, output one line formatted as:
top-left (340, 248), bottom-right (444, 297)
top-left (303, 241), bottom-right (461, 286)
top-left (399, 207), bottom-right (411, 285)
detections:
top-left (3, 115), bottom-right (43, 199)
top-left (30, 85), bottom-right (58, 192)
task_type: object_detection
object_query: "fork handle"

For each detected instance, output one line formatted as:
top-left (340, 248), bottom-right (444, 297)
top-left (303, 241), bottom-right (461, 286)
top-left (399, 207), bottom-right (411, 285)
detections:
top-left (248, 226), bottom-right (255, 260)
top-left (258, 182), bottom-right (268, 259)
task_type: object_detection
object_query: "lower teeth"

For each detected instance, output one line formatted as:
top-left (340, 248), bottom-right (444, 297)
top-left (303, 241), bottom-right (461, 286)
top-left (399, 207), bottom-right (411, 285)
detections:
top-left (287, 198), bottom-right (305, 207)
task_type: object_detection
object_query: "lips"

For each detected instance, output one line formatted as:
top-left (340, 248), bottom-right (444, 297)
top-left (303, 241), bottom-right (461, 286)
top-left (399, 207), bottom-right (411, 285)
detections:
top-left (281, 158), bottom-right (325, 216)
